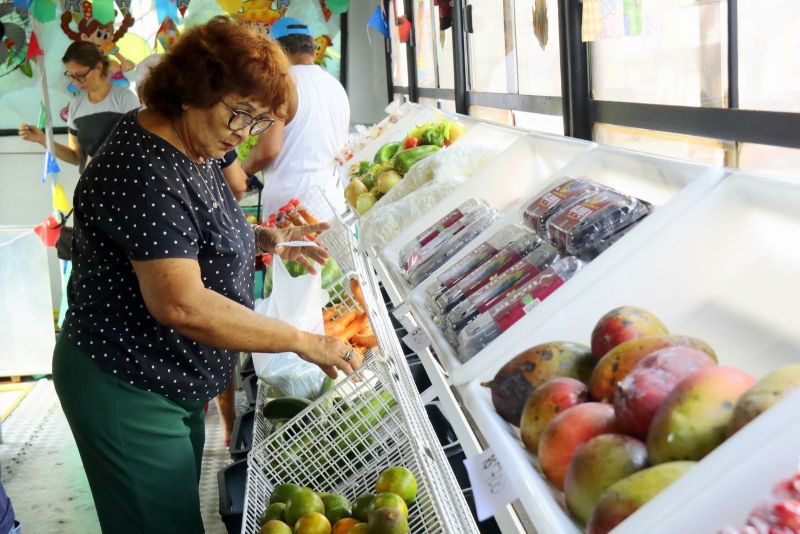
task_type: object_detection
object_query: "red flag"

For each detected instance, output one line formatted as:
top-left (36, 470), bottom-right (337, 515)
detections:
top-left (25, 32), bottom-right (44, 60)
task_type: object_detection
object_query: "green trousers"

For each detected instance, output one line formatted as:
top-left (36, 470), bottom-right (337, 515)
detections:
top-left (53, 336), bottom-right (207, 534)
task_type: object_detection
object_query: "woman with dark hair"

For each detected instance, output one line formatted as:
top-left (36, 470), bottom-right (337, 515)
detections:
top-left (52, 17), bottom-right (362, 533)
top-left (18, 40), bottom-right (139, 171)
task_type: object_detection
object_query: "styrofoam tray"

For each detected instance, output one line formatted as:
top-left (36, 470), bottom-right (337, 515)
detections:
top-left (461, 171), bottom-right (800, 533)
top-left (374, 132), bottom-right (595, 306)
top-left (398, 144), bottom-right (723, 381)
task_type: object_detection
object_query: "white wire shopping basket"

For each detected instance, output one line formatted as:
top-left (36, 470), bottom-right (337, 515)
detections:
top-left (242, 351), bottom-right (479, 534)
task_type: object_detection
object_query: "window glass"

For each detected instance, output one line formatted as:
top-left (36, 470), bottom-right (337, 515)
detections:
top-left (435, 3), bottom-right (456, 89)
top-left (738, 0), bottom-right (800, 112)
top-left (593, 124), bottom-right (728, 167)
top-left (738, 144), bottom-right (800, 180)
top-left (389, 1), bottom-right (410, 87)
top-left (591, 0), bottom-right (728, 107)
top-left (467, 0), bottom-right (508, 92)
top-left (513, 0), bottom-right (562, 97)
top-left (513, 110), bottom-right (563, 135)
top-left (414, 0), bottom-right (437, 88)
top-left (469, 105), bottom-right (513, 125)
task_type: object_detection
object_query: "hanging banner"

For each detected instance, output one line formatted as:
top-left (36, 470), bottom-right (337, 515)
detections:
top-left (52, 183), bottom-right (71, 213)
top-left (93, 0), bottom-right (116, 24)
top-left (24, 31), bottom-right (44, 60)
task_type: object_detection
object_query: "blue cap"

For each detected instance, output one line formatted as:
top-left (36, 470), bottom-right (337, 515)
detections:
top-left (270, 17), bottom-right (312, 40)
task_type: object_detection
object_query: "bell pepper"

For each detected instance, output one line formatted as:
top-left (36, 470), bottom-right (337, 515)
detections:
top-left (394, 145), bottom-right (441, 174)
top-left (373, 141), bottom-right (401, 164)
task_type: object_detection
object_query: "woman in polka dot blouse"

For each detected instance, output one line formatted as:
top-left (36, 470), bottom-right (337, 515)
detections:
top-left (51, 18), bottom-right (363, 533)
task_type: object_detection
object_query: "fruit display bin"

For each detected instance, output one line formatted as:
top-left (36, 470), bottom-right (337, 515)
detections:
top-left (372, 132), bottom-right (595, 308)
top-left (617, 390), bottom-right (800, 533)
top-left (348, 102), bottom-right (425, 167)
top-left (459, 171), bottom-right (800, 533)
top-left (385, 142), bottom-right (722, 382)
top-left (242, 352), bottom-right (480, 534)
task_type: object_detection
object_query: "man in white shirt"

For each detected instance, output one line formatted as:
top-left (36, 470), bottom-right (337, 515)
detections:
top-left (242, 17), bottom-right (350, 216)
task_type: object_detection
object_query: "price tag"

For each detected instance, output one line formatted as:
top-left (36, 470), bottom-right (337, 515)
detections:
top-left (392, 303), bottom-right (416, 332)
top-left (463, 447), bottom-right (518, 521)
top-left (402, 327), bottom-right (431, 354)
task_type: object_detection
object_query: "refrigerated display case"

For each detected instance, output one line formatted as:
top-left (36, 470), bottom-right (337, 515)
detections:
top-left (243, 104), bottom-right (800, 534)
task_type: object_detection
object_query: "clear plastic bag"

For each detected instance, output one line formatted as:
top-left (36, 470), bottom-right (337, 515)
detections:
top-left (546, 189), bottom-right (651, 260)
top-left (252, 254), bottom-right (328, 399)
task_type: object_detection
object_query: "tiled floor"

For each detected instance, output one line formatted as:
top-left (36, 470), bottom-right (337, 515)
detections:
top-left (0, 379), bottom-right (241, 534)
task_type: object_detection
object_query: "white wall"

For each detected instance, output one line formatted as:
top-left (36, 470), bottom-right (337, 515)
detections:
top-left (347, 2), bottom-right (390, 125)
top-left (0, 134), bottom-right (81, 309)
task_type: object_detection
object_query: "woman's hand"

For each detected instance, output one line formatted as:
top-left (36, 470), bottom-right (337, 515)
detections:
top-left (256, 222), bottom-right (332, 274)
top-left (18, 124), bottom-right (45, 145)
top-left (296, 332), bottom-right (364, 379)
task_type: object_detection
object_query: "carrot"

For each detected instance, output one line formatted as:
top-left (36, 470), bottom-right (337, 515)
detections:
top-left (352, 328), bottom-right (377, 348)
top-left (337, 313), bottom-right (369, 342)
top-left (325, 310), bottom-right (358, 336)
top-left (350, 278), bottom-right (366, 312)
top-left (322, 307), bottom-right (339, 322)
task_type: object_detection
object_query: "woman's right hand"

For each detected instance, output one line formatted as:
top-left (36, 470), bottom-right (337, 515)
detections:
top-left (296, 332), bottom-right (365, 379)
top-left (18, 124), bottom-right (45, 145)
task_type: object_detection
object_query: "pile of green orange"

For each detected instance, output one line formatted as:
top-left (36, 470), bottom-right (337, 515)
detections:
top-left (259, 466), bottom-right (418, 534)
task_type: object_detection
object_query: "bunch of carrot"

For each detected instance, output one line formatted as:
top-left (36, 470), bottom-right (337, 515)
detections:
top-left (322, 279), bottom-right (378, 350)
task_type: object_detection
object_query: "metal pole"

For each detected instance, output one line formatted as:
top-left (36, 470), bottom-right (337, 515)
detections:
top-left (450, 0), bottom-right (469, 114)
top-left (383, 0), bottom-right (395, 104)
top-left (557, 0), bottom-right (591, 139)
top-left (340, 11), bottom-right (349, 90)
top-left (403, 0), bottom-right (419, 102)
top-left (728, 0), bottom-right (739, 109)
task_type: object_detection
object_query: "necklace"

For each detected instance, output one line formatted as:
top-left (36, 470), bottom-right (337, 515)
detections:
top-left (171, 122), bottom-right (223, 211)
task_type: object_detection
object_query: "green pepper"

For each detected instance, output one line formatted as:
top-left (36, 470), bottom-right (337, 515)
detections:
top-left (393, 144), bottom-right (441, 174)
top-left (373, 141), bottom-right (401, 164)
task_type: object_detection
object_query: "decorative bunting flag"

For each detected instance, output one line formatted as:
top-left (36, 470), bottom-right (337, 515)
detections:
top-left (30, 0), bottom-right (57, 22)
top-left (11, 0), bottom-right (32, 9)
top-left (326, 0), bottom-right (347, 15)
top-left (156, 16), bottom-right (179, 51)
top-left (52, 183), bottom-right (72, 213)
top-left (177, 0), bottom-right (190, 17)
top-left (114, 0), bottom-right (132, 15)
top-left (396, 14), bottom-right (411, 43)
top-left (24, 32), bottom-right (44, 60)
top-left (93, 0), bottom-right (116, 23)
top-left (367, 5), bottom-right (388, 38)
top-left (41, 150), bottom-right (61, 183)
top-left (155, 0), bottom-right (179, 25)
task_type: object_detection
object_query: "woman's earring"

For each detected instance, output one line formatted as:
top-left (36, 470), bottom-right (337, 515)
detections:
top-left (181, 104), bottom-right (188, 110)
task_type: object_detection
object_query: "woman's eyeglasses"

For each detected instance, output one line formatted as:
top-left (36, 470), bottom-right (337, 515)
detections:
top-left (64, 68), bottom-right (93, 83)
top-left (221, 99), bottom-right (274, 136)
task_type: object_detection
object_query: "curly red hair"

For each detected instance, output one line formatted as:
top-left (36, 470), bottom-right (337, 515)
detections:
top-left (141, 16), bottom-right (293, 120)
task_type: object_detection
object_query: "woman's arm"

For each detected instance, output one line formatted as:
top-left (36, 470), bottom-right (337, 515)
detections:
top-left (18, 125), bottom-right (82, 166)
top-left (131, 257), bottom-right (360, 377)
top-left (221, 160), bottom-right (249, 200)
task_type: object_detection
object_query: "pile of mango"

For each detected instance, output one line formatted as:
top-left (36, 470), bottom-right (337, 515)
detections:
top-left (345, 120), bottom-right (466, 215)
top-left (258, 466), bottom-right (417, 534)
top-left (482, 305), bottom-right (800, 533)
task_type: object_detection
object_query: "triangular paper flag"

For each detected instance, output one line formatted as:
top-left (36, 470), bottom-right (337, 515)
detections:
top-left (53, 183), bottom-right (72, 213)
top-left (12, 0), bottom-right (32, 9)
top-left (31, 0), bottom-right (56, 22)
top-left (25, 32), bottom-right (44, 60)
top-left (367, 5), bottom-right (388, 38)
top-left (37, 102), bottom-right (47, 129)
top-left (396, 15), bottom-right (411, 43)
top-left (93, 0), bottom-right (116, 24)
top-left (41, 150), bottom-right (61, 183)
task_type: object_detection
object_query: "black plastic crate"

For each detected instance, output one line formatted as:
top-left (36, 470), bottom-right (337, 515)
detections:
top-left (242, 373), bottom-right (258, 408)
top-left (217, 458), bottom-right (247, 534)
top-left (424, 403), bottom-right (458, 448)
top-left (229, 409), bottom-right (254, 461)
top-left (407, 358), bottom-right (432, 394)
top-left (239, 354), bottom-right (255, 381)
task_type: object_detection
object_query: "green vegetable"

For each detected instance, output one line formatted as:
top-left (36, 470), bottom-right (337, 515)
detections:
top-left (421, 122), bottom-right (451, 147)
top-left (351, 160), bottom-right (371, 177)
top-left (284, 260), bottom-right (308, 278)
top-left (394, 145), bottom-right (441, 174)
top-left (261, 397), bottom-right (313, 420)
top-left (236, 135), bottom-right (260, 163)
top-left (320, 259), bottom-right (342, 291)
top-left (373, 141), bottom-right (401, 164)
top-left (409, 121), bottom-right (436, 140)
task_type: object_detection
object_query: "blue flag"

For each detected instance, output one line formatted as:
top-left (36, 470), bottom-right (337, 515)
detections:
top-left (367, 6), bottom-right (388, 38)
top-left (12, 0), bottom-right (32, 9)
top-left (41, 150), bottom-right (60, 183)
top-left (155, 0), bottom-right (179, 25)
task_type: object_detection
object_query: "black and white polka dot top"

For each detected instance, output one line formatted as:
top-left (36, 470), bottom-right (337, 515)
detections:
top-left (62, 111), bottom-right (256, 402)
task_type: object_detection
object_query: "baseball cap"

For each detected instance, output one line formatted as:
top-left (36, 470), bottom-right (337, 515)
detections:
top-left (270, 17), bottom-right (312, 40)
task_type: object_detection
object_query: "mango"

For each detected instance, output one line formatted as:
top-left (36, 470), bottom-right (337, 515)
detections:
top-left (482, 342), bottom-right (595, 426)
top-left (538, 403), bottom-right (618, 490)
top-left (613, 347), bottom-right (715, 439)
top-left (589, 335), bottom-right (717, 401)
top-left (520, 377), bottom-right (589, 454)
top-left (590, 306), bottom-right (669, 360)
top-left (730, 363), bottom-right (800, 434)
top-left (564, 434), bottom-right (649, 525)
top-left (587, 461), bottom-right (694, 534)
top-left (647, 366), bottom-right (755, 463)
top-left (367, 507), bottom-right (409, 534)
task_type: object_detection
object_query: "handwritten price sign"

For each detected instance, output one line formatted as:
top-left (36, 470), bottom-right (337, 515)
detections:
top-left (463, 447), bottom-right (518, 521)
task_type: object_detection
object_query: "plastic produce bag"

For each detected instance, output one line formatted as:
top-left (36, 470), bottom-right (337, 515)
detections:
top-left (252, 253), bottom-right (328, 400)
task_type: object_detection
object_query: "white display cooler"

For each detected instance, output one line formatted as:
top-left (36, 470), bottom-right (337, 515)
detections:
top-left (460, 171), bottom-right (800, 533)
